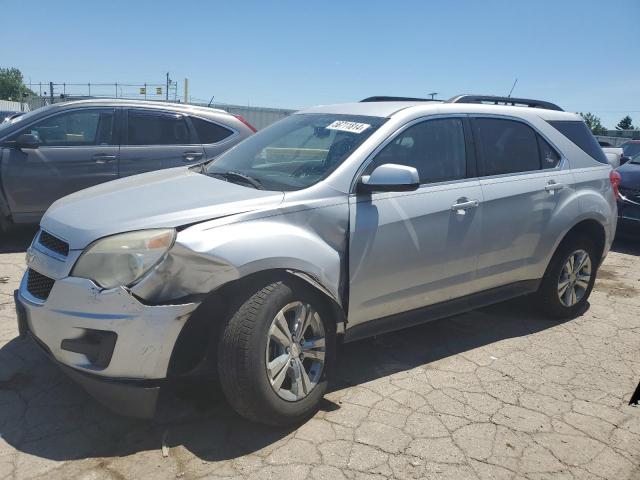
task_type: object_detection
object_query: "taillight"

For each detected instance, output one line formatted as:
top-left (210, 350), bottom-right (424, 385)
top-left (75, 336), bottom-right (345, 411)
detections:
top-left (233, 114), bottom-right (257, 133)
top-left (610, 170), bottom-right (622, 199)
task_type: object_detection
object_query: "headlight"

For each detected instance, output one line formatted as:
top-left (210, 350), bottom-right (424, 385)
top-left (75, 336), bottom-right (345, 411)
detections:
top-left (72, 229), bottom-right (176, 289)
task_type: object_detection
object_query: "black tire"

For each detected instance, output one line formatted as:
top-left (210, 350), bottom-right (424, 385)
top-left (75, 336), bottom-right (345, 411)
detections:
top-left (534, 235), bottom-right (599, 319)
top-left (217, 279), bottom-right (335, 426)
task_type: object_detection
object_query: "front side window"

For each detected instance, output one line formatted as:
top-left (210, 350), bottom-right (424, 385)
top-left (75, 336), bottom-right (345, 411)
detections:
top-left (25, 109), bottom-right (114, 146)
top-left (127, 110), bottom-right (190, 145)
top-left (206, 113), bottom-right (386, 191)
top-left (191, 116), bottom-right (233, 144)
top-left (365, 118), bottom-right (467, 183)
top-left (473, 118), bottom-right (540, 175)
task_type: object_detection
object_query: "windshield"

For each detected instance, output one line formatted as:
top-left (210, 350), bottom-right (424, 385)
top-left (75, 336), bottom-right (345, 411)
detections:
top-left (630, 152), bottom-right (640, 164)
top-left (206, 113), bottom-right (387, 191)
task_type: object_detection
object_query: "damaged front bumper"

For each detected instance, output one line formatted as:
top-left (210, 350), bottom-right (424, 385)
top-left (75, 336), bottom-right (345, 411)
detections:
top-left (15, 275), bottom-right (200, 418)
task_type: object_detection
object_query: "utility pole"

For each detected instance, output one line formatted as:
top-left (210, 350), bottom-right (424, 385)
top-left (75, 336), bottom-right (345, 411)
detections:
top-left (49, 82), bottom-right (54, 104)
top-left (166, 73), bottom-right (170, 101)
top-left (428, 92), bottom-right (438, 100)
top-left (184, 78), bottom-right (189, 104)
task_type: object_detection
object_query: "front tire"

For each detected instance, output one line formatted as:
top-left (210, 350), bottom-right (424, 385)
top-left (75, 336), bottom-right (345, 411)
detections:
top-left (217, 279), bottom-right (335, 426)
top-left (534, 236), bottom-right (599, 318)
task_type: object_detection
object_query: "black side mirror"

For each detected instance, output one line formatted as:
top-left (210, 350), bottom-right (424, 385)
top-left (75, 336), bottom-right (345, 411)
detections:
top-left (14, 133), bottom-right (40, 150)
top-left (620, 155), bottom-right (631, 166)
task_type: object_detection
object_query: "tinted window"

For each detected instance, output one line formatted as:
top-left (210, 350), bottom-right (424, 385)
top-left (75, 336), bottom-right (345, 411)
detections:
top-left (538, 136), bottom-right (561, 169)
top-left (27, 109), bottom-right (114, 146)
top-left (365, 118), bottom-right (466, 183)
top-left (191, 117), bottom-right (233, 143)
top-left (473, 118), bottom-right (540, 175)
top-left (548, 121), bottom-right (608, 164)
top-left (127, 110), bottom-right (190, 145)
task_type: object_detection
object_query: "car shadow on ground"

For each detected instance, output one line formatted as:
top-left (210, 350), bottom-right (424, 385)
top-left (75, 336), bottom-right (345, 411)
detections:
top-left (0, 296), bottom-right (571, 464)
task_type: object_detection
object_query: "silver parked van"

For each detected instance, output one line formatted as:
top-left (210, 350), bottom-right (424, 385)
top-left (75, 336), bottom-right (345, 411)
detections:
top-left (15, 95), bottom-right (617, 425)
top-left (0, 99), bottom-right (255, 229)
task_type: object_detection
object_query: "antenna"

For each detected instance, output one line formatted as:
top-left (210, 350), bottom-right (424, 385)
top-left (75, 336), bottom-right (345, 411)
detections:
top-left (207, 95), bottom-right (215, 107)
top-left (507, 78), bottom-right (518, 98)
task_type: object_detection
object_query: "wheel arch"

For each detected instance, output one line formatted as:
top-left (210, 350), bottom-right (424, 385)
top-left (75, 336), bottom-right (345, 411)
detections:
top-left (167, 268), bottom-right (346, 377)
top-left (551, 217), bottom-right (608, 267)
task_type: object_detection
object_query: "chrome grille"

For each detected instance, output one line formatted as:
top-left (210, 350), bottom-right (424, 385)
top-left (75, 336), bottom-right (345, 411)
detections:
top-left (38, 231), bottom-right (69, 257)
top-left (26, 269), bottom-right (55, 301)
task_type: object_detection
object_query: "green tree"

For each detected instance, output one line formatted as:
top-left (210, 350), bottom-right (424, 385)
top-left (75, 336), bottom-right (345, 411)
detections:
top-left (579, 112), bottom-right (607, 135)
top-left (616, 115), bottom-right (634, 130)
top-left (0, 67), bottom-right (35, 101)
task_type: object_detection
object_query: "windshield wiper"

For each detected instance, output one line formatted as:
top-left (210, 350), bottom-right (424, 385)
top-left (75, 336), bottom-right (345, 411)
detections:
top-left (209, 170), bottom-right (262, 189)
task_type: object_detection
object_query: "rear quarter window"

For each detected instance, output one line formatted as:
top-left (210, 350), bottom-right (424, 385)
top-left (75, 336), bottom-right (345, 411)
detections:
top-left (191, 117), bottom-right (234, 144)
top-left (548, 121), bottom-right (608, 164)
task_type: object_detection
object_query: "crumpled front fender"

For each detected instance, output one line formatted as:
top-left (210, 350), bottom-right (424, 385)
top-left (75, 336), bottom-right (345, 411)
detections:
top-left (131, 204), bottom-right (348, 307)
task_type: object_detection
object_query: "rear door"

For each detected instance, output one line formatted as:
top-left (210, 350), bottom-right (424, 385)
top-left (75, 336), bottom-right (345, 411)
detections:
top-left (1, 107), bottom-right (118, 222)
top-left (348, 116), bottom-right (485, 326)
top-left (471, 116), bottom-right (572, 289)
top-left (118, 108), bottom-right (205, 177)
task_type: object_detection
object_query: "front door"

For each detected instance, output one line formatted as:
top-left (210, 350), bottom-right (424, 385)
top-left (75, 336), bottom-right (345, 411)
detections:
top-left (348, 117), bottom-right (484, 327)
top-left (118, 108), bottom-right (205, 178)
top-left (1, 108), bottom-right (118, 223)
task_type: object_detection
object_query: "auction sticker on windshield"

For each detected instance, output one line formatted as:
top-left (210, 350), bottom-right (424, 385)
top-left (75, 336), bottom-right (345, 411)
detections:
top-left (326, 120), bottom-right (371, 134)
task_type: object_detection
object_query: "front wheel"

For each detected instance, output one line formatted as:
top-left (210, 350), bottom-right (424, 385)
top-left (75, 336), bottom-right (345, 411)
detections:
top-left (217, 279), bottom-right (335, 426)
top-left (534, 236), bottom-right (598, 318)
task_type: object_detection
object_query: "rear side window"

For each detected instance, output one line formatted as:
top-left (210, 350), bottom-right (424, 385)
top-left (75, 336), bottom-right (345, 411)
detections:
top-left (548, 121), bottom-right (608, 164)
top-left (365, 118), bottom-right (467, 183)
top-left (473, 118), bottom-right (540, 175)
top-left (191, 117), bottom-right (233, 144)
top-left (127, 110), bottom-right (190, 145)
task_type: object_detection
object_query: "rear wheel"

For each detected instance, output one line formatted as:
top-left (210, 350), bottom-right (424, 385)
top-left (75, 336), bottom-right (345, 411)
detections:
top-left (217, 279), bottom-right (335, 426)
top-left (534, 236), bottom-right (598, 318)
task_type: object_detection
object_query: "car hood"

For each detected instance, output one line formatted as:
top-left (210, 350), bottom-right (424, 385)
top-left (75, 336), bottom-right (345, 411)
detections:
top-left (617, 161), bottom-right (640, 188)
top-left (41, 167), bottom-right (284, 250)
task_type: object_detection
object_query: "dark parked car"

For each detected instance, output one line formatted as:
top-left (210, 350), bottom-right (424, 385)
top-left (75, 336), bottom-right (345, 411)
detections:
top-left (0, 110), bottom-right (23, 124)
top-left (614, 152), bottom-right (640, 237)
top-left (0, 99), bottom-right (255, 230)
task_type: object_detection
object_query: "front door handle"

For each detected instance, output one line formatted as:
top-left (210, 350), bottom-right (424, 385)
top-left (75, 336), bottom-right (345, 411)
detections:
top-left (545, 180), bottom-right (565, 192)
top-left (182, 151), bottom-right (204, 162)
top-left (93, 154), bottom-right (117, 164)
top-left (451, 198), bottom-right (479, 215)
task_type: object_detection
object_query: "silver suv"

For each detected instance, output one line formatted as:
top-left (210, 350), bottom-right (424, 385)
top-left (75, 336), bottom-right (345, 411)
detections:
top-left (14, 95), bottom-right (617, 425)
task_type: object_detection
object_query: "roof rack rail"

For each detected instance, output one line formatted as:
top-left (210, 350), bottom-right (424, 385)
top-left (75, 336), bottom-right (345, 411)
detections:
top-left (360, 96), bottom-right (439, 103)
top-left (448, 95), bottom-right (563, 112)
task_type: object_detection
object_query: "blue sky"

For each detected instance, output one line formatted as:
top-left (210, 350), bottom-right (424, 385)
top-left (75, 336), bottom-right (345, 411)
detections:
top-left (1, 0), bottom-right (638, 128)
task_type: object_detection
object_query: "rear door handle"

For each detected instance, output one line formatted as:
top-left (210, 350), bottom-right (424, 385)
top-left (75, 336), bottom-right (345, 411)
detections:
top-left (93, 154), bottom-right (117, 164)
top-left (182, 151), bottom-right (204, 162)
top-left (545, 181), bottom-right (565, 192)
top-left (451, 199), bottom-right (479, 214)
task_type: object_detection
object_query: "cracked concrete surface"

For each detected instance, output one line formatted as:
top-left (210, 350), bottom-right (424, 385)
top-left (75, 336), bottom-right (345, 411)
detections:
top-left (0, 228), bottom-right (639, 479)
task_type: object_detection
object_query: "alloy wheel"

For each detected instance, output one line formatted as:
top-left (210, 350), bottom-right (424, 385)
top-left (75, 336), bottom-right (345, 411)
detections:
top-left (265, 301), bottom-right (326, 401)
top-left (557, 249), bottom-right (592, 307)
